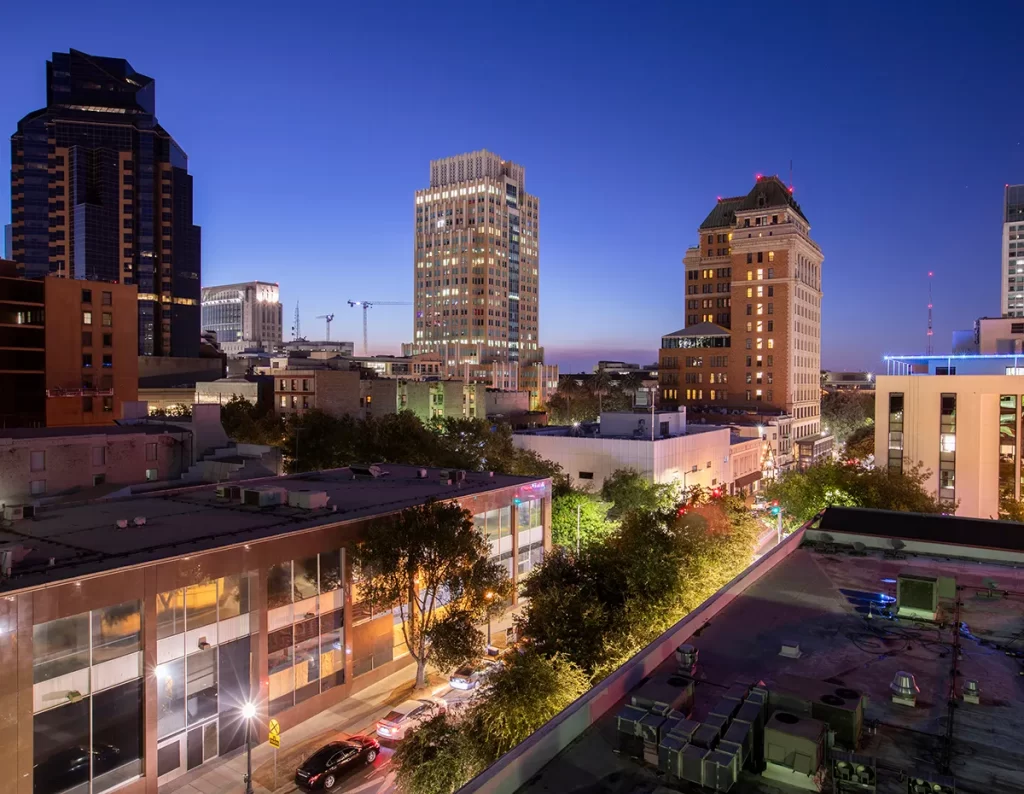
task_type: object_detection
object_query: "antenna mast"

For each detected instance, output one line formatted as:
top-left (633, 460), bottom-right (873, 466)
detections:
top-left (292, 300), bottom-right (301, 340)
top-left (927, 271), bottom-right (934, 355)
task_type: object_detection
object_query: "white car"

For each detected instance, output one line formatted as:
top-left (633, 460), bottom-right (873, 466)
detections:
top-left (375, 697), bottom-right (447, 741)
top-left (449, 659), bottom-right (502, 691)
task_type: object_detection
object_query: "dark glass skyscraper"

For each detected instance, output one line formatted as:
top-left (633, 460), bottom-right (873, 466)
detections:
top-left (10, 49), bottom-right (201, 356)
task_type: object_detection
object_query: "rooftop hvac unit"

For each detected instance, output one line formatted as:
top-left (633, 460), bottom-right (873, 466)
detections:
top-left (657, 734), bottom-right (687, 782)
top-left (242, 487), bottom-right (287, 507)
top-left (667, 717), bottom-right (700, 744)
top-left (132, 516), bottom-right (146, 527)
top-left (287, 489), bottom-right (330, 510)
top-left (832, 750), bottom-right (877, 792)
top-left (723, 719), bottom-right (753, 769)
top-left (707, 746), bottom-right (740, 791)
top-left (456, 470), bottom-right (467, 482)
top-left (115, 519), bottom-right (129, 529)
top-left (734, 700), bottom-right (766, 768)
top-left (692, 722), bottom-right (722, 750)
top-left (216, 484), bottom-right (242, 500)
top-left (614, 704), bottom-right (647, 757)
top-left (763, 711), bottom-right (826, 778)
top-left (897, 573), bottom-right (938, 619)
top-left (630, 673), bottom-right (695, 715)
top-left (681, 743), bottom-right (708, 786)
top-left (416, 468), bottom-right (428, 479)
top-left (3, 505), bottom-right (24, 521)
top-left (710, 695), bottom-right (742, 722)
top-left (907, 773), bottom-right (955, 794)
top-left (704, 713), bottom-right (730, 735)
top-left (812, 687), bottom-right (865, 750)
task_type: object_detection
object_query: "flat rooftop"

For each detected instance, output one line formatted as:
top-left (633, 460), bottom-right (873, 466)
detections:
top-left (517, 528), bottom-right (1024, 793)
top-left (515, 424), bottom-right (724, 442)
top-left (0, 465), bottom-right (543, 594)
top-left (0, 422), bottom-right (187, 441)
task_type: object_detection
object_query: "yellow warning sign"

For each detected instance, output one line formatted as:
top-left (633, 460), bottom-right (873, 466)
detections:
top-left (268, 718), bottom-right (281, 749)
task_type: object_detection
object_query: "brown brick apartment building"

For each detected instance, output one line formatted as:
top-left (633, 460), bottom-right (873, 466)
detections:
top-left (0, 263), bottom-right (138, 428)
top-left (659, 176), bottom-right (827, 451)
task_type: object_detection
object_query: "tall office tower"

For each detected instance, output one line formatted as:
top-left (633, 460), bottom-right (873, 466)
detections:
top-left (408, 150), bottom-right (555, 408)
top-left (3, 223), bottom-right (11, 259)
top-left (10, 49), bottom-right (201, 356)
top-left (1002, 184), bottom-right (1024, 317)
top-left (659, 175), bottom-right (827, 455)
top-left (201, 281), bottom-right (283, 355)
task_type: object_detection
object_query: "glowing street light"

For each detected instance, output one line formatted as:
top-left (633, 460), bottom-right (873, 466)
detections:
top-left (485, 591), bottom-right (495, 648)
top-left (242, 702), bottom-right (256, 794)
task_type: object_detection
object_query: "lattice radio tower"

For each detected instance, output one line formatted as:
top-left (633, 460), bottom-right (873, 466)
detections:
top-left (291, 300), bottom-right (301, 340)
top-left (927, 271), bottom-right (934, 355)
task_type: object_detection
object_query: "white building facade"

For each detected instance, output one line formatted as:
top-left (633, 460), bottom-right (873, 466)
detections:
top-left (514, 411), bottom-right (760, 494)
top-left (874, 373), bottom-right (1024, 520)
top-left (201, 282), bottom-right (283, 355)
top-left (1002, 185), bottom-right (1024, 318)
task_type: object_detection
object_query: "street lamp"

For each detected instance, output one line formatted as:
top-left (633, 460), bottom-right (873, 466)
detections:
top-left (242, 702), bottom-right (256, 794)
top-left (484, 591), bottom-right (494, 648)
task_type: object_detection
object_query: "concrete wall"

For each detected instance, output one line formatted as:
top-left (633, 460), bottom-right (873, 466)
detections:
top-left (600, 409), bottom-right (686, 439)
top-left (484, 389), bottom-right (530, 419)
top-left (0, 430), bottom-right (188, 503)
top-left (313, 370), bottom-right (361, 419)
top-left (514, 427), bottom-right (732, 491)
top-left (137, 356), bottom-right (224, 388)
top-left (875, 375), bottom-right (1010, 519)
top-left (457, 526), bottom-right (807, 794)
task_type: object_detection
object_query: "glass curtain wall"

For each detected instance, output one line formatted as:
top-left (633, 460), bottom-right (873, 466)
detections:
top-left (267, 550), bottom-right (345, 716)
top-left (32, 600), bottom-right (143, 794)
top-left (1000, 395), bottom-right (1018, 517)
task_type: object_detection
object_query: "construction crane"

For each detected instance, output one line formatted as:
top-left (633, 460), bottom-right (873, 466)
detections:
top-left (315, 314), bottom-right (335, 341)
top-left (347, 300), bottom-right (412, 356)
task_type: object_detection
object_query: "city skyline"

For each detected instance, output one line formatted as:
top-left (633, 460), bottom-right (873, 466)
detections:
top-left (3, 2), bottom-right (1024, 372)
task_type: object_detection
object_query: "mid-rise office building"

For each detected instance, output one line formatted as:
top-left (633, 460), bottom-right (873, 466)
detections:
top-left (9, 49), bottom-right (201, 356)
top-left (201, 281), bottom-right (283, 355)
top-left (3, 222), bottom-right (10, 259)
top-left (410, 150), bottom-right (556, 408)
top-left (659, 175), bottom-right (829, 464)
top-left (1002, 184), bottom-right (1024, 317)
top-left (880, 350), bottom-right (1024, 519)
top-left (0, 465), bottom-right (551, 792)
top-left (0, 263), bottom-right (138, 428)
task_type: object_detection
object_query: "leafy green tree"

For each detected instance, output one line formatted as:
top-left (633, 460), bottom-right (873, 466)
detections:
top-left (469, 650), bottom-right (589, 758)
top-left (426, 610), bottom-right (486, 674)
top-left (284, 410), bottom-right (359, 472)
top-left (550, 490), bottom-right (614, 550)
top-left (845, 425), bottom-right (875, 461)
top-left (359, 411), bottom-right (441, 466)
top-left (393, 712), bottom-right (482, 794)
top-left (765, 460), bottom-right (948, 524)
top-left (354, 499), bottom-right (512, 688)
top-left (600, 468), bottom-right (679, 517)
top-left (821, 391), bottom-right (875, 446)
top-left (220, 395), bottom-right (286, 447)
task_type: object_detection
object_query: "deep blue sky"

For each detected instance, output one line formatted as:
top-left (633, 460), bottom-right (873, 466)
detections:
top-left (4, 1), bottom-right (1023, 373)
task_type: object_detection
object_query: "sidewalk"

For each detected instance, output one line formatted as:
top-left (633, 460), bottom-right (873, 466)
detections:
top-left (163, 606), bottom-right (523, 794)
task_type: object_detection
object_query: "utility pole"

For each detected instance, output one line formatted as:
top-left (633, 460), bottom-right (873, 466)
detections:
top-left (576, 503), bottom-right (581, 555)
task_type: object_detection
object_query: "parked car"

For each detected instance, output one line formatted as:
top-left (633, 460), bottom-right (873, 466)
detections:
top-left (375, 697), bottom-right (447, 741)
top-left (449, 659), bottom-right (502, 690)
top-left (34, 744), bottom-right (121, 792)
top-left (294, 735), bottom-right (380, 790)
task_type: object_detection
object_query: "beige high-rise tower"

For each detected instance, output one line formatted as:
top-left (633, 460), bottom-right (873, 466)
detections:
top-left (405, 150), bottom-right (556, 408)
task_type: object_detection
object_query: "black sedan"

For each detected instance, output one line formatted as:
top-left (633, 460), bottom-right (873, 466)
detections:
top-left (294, 735), bottom-right (380, 790)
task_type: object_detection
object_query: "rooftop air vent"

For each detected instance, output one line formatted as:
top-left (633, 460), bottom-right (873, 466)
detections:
top-left (675, 643), bottom-right (698, 674)
top-left (963, 679), bottom-right (980, 704)
top-left (132, 516), bottom-right (146, 527)
top-left (779, 640), bottom-right (802, 658)
top-left (890, 671), bottom-right (919, 706)
top-left (115, 519), bottom-right (129, 529)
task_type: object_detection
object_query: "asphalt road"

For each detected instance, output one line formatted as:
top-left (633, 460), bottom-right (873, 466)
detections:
top-left (279, 683), bottom-right (479, 794)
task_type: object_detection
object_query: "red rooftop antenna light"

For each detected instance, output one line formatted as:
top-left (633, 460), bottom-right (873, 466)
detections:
top-left (927, 271), bottom-right (935, 355)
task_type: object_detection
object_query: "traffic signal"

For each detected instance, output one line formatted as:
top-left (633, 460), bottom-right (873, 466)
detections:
top-left (770, 505), bottom-right (781, 516)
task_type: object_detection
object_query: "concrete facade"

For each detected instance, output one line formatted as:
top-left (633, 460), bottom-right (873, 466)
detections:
top-left (1002, 184), bottom-right (1024, 317)
top-left (200, 282), bottom-right (283, 355)
top-left (274, 369), bottom-right (361, 418)
top-left (874, 374), bottom-right (1015, 519)
top-left (0, 425), bottom-right (189, 503)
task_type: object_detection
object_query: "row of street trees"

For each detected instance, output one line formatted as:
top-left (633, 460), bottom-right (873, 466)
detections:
top-left (546, 372), bottom-right (647, 425)
top-left (392, 469), bottom-right (761, 794)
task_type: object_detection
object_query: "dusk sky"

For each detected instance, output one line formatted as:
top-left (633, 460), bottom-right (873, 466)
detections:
top-left (4, 1), bottom-right (1023, 373)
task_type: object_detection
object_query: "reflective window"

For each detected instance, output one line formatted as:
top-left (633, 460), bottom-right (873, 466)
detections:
top-left (91, 600), bottom-right (141, 665)
top-left (268, 627), bottom-right (294, 716)
top-left (33, 613), bottom-right (90, 684)
top-left (320, 609), bottom-right (345, 692)
top-left (267, 562), bottom-right (292, 609)
top-left (185, 582), bottom-right (217, 631)
top-left (33, 697), bottom-right (91, 793)
top-left (92, 679), bottom-right (143, 793)
top-left (185, 649), bottom-right (217, 726)
top-left (294, 618), bottom-right (320, 704)
top-left (217, 573), bottom-right (249, 621)
top-left (157, 657), bottom-right (185, 739)
top-left (319, 550), bottom-right (343, 593)
top-left (294, 557), bottom-right (318, 600)
top-left (156, 588), bottom-right (185, 640)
